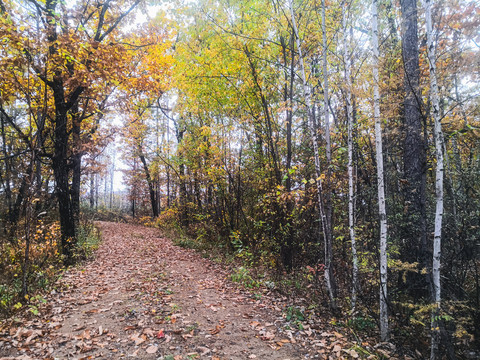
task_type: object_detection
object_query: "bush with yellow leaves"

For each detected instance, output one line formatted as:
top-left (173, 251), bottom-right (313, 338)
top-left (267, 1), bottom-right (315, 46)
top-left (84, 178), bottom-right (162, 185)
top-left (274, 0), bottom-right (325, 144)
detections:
top-left (0, 220), bottom-right (62, 316)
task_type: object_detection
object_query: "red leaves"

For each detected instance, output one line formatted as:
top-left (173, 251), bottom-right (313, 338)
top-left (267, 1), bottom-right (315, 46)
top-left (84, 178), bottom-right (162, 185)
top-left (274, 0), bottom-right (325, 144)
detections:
top-left (156, 329), bottom-right (165, 338)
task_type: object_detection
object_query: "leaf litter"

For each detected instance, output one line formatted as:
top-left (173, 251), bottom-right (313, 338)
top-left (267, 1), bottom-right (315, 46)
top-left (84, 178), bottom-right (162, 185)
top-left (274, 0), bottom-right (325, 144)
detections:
top-left (0, 222), bottom-right (385, 359)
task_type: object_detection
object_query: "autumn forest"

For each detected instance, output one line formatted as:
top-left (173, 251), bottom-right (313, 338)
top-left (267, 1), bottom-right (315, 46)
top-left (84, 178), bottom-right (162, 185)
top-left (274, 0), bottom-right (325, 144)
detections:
top-left (0, 0), bottom-right (479, 358)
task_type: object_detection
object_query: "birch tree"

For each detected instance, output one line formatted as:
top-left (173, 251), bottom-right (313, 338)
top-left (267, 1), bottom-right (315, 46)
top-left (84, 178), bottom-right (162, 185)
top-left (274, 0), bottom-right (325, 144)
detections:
top-left (289, 0), bottom-right (337, 309)
top-left (321, 0), bottom-right (337, 303)
top-left (342, 0), bottom-right (359, 311)
top-left (372, 0), bottom-right (389, 341)
top-left (423, 0), bottom-right (445, 357)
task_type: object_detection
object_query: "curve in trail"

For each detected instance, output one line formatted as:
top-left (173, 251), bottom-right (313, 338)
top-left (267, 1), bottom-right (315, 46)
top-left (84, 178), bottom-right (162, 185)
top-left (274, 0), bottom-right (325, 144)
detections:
top-left (3, 222), bottom-right (328, 359)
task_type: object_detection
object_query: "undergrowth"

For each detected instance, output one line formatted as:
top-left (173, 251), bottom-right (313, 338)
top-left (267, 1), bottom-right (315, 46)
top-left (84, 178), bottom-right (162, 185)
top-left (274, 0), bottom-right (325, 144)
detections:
top-left (74, 222), bottom-right (101, 262)
top-left (81, 205), bottom-right (128, 223)
top-left (0, 219), bottom-right (101, 318)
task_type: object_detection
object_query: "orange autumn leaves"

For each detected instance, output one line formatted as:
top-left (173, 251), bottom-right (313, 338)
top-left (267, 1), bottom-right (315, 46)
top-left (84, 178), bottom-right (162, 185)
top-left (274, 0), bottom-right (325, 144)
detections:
top-left (0, 1), bottom-right (173, 117)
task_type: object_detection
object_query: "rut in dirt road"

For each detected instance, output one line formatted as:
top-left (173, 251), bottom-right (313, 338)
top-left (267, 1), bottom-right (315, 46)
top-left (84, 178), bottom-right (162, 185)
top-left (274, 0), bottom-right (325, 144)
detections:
top-left (3, 222), bottom-right (332, 360)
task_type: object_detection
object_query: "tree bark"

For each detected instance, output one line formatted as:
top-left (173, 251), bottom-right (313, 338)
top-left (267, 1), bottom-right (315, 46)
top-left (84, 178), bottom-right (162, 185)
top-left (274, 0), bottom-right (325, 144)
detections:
top-left (71, 109), bottom-right (81, 230)
top-left (279, 29), bottom-right (296, 271)
top-left (320, 0), bottom-right (337, 303)
top-left (90, 173), bottom-right (95, 208)
top-left (289, 0), bottom-right (337, 310)
top-left (400, 0), bottom-right (428, 297)
top-left (372, 0), bottom-right (389, 341)
top-left (424, 1), bottom-right (450, 358)
top-left (139, 153), bottom-right (159, 218)
top-left (0, 113), bottom-right (14, 232)
top-left (52, 107), bottom-right (76, 264)
top-left (343, 1), bottom-right (359, 311)
top-left (176, 125), bottom-right (188, 226)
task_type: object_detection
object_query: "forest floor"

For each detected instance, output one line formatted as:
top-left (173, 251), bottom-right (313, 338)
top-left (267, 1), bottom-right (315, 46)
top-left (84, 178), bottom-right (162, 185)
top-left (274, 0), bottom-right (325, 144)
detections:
top-left (0, 222), bottom-right (381, 360)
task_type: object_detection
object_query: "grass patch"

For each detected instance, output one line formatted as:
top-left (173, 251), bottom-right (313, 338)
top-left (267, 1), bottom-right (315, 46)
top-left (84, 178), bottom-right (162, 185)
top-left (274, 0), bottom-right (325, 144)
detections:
top-left (74, 222), bottom-right (101, 261)
top-left (230, 266), bottom-right (261, 289)
top-left (173, 235), bottom-right (198, 250)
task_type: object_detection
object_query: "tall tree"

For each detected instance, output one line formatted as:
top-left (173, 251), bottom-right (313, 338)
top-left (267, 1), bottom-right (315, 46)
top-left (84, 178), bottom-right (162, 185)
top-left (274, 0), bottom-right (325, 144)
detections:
top-left (321, 0), bottom-right (337, 304)
top-left (400, 0), bottom-right (428, 295)
top-left (372, 0), bottom-right (389, 341)
top-left (342, 0), bottom-right (359, 311)
top-left (423, 1), bottom-right (447, 358)
top-left (0, 0), bottom-right (142, 263)
top-left (289, 0), bottom-right (337, 309)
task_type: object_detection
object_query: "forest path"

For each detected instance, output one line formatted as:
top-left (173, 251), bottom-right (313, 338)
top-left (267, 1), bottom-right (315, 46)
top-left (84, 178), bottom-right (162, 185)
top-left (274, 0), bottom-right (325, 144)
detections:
top-left (0, 222), bottom-right (358, 360)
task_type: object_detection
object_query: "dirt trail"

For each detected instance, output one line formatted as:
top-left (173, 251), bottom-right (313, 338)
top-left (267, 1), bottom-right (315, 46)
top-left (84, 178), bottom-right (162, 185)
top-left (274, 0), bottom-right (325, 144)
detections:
top-left (0, 222), bottom-right (359, 360)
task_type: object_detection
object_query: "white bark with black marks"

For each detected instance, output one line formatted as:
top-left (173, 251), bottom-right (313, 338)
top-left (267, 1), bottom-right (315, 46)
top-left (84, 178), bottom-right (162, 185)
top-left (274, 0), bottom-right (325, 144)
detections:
top-left (372, 0), bottom-right (389, 341)
top-left (424, 0), bottom-right (444, 357)
top-left (342, 0), bottom-right (359, 311)
top-left (289, 0), bottom-right (337, 309)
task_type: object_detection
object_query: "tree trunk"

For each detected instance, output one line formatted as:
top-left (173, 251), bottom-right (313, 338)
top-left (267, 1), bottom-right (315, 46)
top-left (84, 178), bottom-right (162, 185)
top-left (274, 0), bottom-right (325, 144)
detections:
top-left (90, 173), bottom-right (95, 208)
top-left (51, 70), bottom-right (77, 263)
top-left (52, 109), bottom-right (76, 264)
top-left (71, 111), bottom-right (81, 230)
top-left (372, 0), bottom-right (389, 341)
top-left (109, 159), bottom-right (114, 209)
top-left (0, 113), bottom-right (14, 233)
top-left (176, 126), bottom-right (188, 226)
top-left (400, 0), bottom-right (428, 298)
top-left (279, 30), bottom-right (296, 271)
top-left (95, 173), bottom-right (99, 210)
top-left (321, 0), bottom-right (337, 302)
top-left (47, 0), bottom-right (85, 264)
top-left (139, 153), bottom-right (159, 218)
top-left (244, 45), bottom-right (281, 184)
top-left (132, 158), bottom-right (137, 218)
top-left (343, 1), bottom-right (359, 311)
top-left (424, 1), bottom-right (451, 358)
top-left (104, 171), bottom-right (108, 207)
top-left (289, 0), bottom-right (337, 310)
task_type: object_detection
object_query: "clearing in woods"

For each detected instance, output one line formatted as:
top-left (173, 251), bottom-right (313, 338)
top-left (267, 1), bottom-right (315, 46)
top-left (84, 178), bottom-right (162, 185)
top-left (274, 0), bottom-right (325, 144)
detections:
top-left (0, 222), bottom-right (358, 359)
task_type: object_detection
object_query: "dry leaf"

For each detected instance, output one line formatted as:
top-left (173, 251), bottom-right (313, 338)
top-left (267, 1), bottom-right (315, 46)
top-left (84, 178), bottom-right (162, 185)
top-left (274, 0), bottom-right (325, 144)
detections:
top-left (145, 345), bottom-right (158, 354)
top-left (209, 325), bottom-right (221, 335)
top-left (198, 346), bottom-right (211, 355)
top-left (349, 349), bottom-right (359, 358)
top-left (129, 333), bottom-right (145, 345)
top-left (82, 330), bottom-right (91, 340)
top-left (182, 333), bottom-right (193, 340)
top-left (261, 331), bottom-right (275, 341)
top-left (129, 348), bottom-right (140, 357)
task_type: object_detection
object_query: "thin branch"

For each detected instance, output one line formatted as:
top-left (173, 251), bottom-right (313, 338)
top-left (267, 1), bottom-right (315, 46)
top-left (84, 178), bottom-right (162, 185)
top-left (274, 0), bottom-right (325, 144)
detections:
top-left (97, 0), bottom-right (141, 42)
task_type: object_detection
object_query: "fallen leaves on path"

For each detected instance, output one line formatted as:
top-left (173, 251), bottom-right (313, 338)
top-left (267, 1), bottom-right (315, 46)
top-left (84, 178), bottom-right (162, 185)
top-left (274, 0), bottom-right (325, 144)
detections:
top-left (0, 222), bottom-right (385, 359)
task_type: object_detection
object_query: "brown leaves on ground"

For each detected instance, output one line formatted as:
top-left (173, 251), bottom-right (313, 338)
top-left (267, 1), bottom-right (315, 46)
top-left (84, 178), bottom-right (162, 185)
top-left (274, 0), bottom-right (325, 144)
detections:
top-left (0, 222), bottom-right (382, 359)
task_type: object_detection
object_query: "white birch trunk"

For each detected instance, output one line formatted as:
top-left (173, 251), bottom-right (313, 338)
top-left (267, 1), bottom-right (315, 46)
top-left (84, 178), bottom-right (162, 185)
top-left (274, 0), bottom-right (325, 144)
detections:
top-left (321, 0), bottom-right (336, 308)
top-left (343, 1), bottom-right (359, 311)
top-left (372, 0), bottom-right (389, 341)
top-left (424, 0), bottom-right (444, 357)
top-left (321, 0), bottom-right (331, 163)
top-left (289, 0), bottom-right (336, 309)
